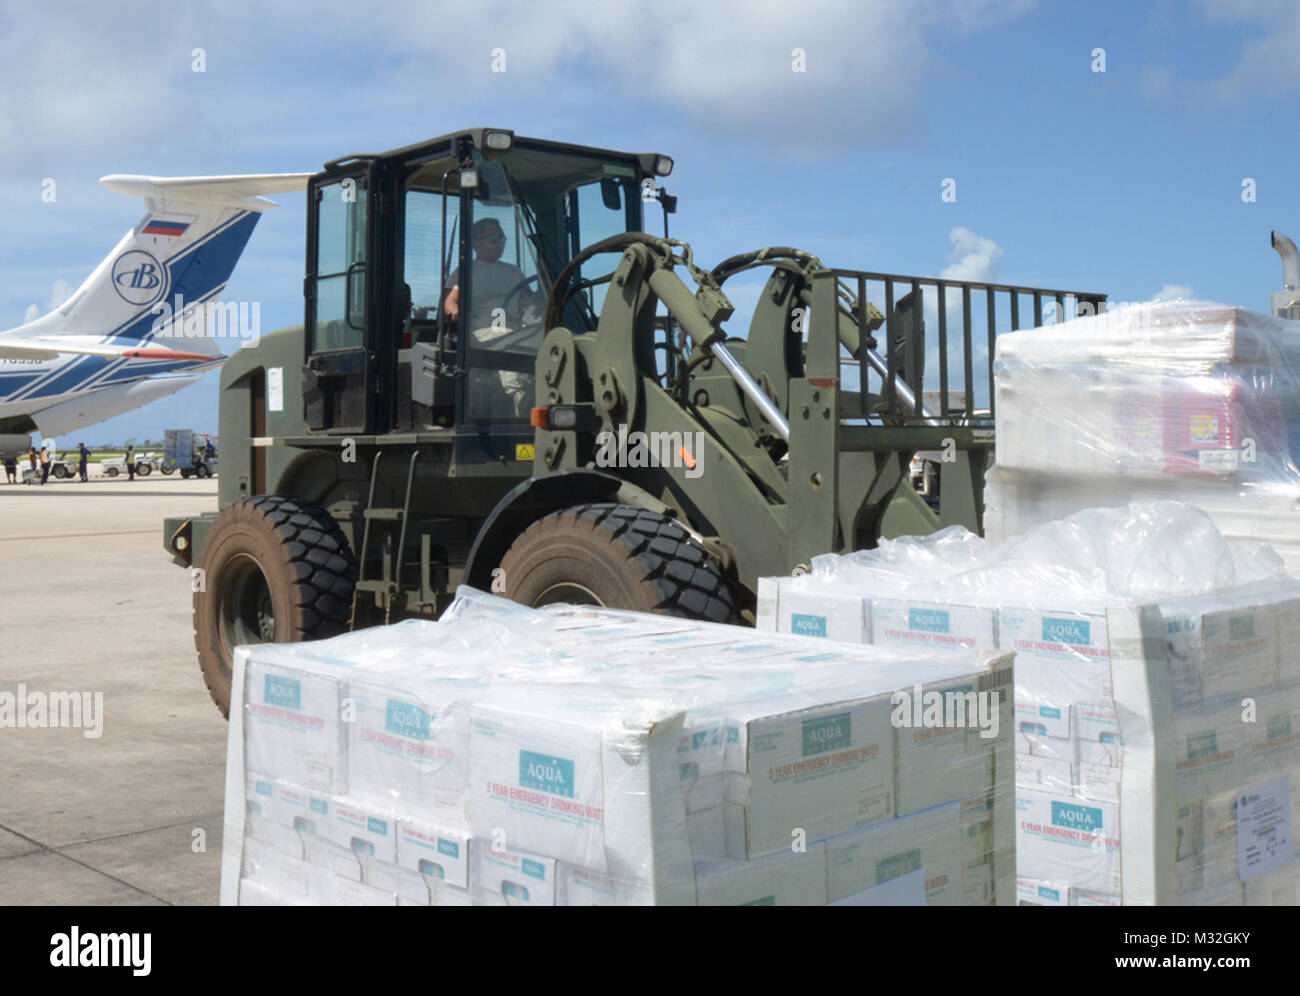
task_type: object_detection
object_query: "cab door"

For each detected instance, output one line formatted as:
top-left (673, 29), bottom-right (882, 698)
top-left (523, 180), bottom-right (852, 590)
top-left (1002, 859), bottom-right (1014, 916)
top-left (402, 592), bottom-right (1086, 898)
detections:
top-left (304, 164), bottom-right (375, 433)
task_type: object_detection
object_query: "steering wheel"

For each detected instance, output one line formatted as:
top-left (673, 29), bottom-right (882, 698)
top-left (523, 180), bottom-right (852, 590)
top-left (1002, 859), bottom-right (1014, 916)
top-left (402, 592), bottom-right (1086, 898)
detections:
top-left (501, 275), bottom-right (544, 324)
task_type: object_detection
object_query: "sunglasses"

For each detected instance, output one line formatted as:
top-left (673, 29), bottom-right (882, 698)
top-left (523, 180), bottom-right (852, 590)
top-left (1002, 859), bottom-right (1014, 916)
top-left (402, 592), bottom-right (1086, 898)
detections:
top-left (477, 233), bottom-right (507, 244)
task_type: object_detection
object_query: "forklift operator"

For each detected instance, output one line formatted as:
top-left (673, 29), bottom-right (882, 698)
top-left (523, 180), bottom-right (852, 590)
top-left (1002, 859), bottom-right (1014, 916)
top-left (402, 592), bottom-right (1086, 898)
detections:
top-left (442, 217), bottom-right (536, 336)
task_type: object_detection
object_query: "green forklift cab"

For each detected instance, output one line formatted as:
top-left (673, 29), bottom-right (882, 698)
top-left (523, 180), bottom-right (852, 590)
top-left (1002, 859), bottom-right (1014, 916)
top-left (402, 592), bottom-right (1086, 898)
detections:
top-left (301, 128), bottom-right (656, 448)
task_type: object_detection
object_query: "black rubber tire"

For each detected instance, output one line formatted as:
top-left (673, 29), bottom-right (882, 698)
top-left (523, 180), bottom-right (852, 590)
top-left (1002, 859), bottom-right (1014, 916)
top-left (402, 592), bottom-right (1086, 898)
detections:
top-left (52, 465), bottom-right (68, 479)
top-left (196, 464), bottom-right (211, 479)
top-left (161, 465), bottom-right (174, 475)
top-left (136, 462), bottom-right (152, 477)
top-left (193, 495), bottom-right (357, 718)
top-left (106, 466), bottom-right (119, 477)
top-left (498, 502), bottom-right (737, 624)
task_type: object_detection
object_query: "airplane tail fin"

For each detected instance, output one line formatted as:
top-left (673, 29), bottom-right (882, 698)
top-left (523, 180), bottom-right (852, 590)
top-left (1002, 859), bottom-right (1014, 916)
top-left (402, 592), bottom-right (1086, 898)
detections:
top-left (7, 173), bottom-right (310, 348)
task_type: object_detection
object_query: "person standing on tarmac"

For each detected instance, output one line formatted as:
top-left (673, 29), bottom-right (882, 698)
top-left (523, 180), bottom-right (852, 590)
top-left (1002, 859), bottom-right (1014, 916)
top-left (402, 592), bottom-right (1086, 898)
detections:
top-left (126, 444), bottom-right (136, 482)
top-left (38, 445), bottom-right (51, 485)
top-left (78, 442), bottom-right (89, 482)
top-left (3, 456), bottom-right (15, 484)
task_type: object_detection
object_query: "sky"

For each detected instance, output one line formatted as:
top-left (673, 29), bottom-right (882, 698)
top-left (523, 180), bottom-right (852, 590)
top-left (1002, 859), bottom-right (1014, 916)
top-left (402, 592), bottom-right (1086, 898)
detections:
top-left (2, 0), bottom-right (1299, 444)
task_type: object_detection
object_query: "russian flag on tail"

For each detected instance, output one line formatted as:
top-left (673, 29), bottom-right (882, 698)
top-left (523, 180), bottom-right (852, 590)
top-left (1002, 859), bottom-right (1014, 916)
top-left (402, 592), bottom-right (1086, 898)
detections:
top-left (142, 216), bottom-right (193, 237)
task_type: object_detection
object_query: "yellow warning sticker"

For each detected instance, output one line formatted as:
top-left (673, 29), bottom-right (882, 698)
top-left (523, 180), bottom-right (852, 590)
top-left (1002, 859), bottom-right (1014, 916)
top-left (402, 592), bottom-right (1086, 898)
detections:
top-left (516, 444), bottom-right (536, 461)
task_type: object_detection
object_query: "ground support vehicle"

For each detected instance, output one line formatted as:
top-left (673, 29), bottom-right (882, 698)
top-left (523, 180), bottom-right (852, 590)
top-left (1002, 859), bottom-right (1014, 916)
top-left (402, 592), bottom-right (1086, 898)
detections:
top-left (162, 128), bottom-right (1105, 714)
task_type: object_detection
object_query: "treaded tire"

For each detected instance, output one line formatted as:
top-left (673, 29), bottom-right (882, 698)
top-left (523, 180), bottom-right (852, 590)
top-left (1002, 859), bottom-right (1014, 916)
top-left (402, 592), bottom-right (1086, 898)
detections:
top-left (498, 502), bottom-right (737, 624)
top-left (193, 495), bottom-right (357, 718)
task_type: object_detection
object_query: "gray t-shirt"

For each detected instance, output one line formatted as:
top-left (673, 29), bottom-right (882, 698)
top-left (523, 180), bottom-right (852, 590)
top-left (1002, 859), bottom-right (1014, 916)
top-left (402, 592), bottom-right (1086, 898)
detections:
top-left (446, 259), bottom-right (528, 333)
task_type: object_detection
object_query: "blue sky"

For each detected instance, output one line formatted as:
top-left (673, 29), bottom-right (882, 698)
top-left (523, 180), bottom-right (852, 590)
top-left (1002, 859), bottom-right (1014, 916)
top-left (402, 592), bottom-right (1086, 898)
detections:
top-left (2, 0), bottom-right (1298, 443)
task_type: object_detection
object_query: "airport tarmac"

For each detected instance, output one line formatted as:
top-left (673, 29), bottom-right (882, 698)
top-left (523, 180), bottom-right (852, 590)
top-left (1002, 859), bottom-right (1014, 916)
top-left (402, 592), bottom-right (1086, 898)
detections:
top-left (0, 477), bottom-right (226, 905)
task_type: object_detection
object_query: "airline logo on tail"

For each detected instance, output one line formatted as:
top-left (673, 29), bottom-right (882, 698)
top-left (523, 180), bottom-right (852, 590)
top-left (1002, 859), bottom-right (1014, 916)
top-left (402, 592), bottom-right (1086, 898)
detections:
top-left (111, 250), bottom-right (168, 306)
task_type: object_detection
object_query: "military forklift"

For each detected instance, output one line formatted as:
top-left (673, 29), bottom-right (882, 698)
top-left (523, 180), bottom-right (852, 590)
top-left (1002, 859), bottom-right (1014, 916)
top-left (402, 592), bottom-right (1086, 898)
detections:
top-left (163, 127), bottom-right (1105, 715)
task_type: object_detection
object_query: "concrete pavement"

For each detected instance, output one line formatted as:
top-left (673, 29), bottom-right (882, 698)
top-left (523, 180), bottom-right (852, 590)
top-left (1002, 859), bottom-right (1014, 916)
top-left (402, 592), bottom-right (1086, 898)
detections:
top-left (0, 477), bottom-right (227, 905)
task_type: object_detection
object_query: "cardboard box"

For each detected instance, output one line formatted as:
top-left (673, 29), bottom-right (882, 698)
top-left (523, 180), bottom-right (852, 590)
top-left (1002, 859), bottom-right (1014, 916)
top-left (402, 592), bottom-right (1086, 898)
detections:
top-left (345, 675), bottom-right (471, 825)
top-left (894, 675), bottom-right (998, 816)
top-left (395, 819), bottom-right (471, 889)
top-left (999, 607), bottom-right (1114, 705)
top-left (1247, 692), bottom-right (1300, 780)
top-left (271, 781), bottom-right (333, 836)
top-left (366, 860), bottom-right (432, 906)
top-left (1016, 752), bottom-right (1073, 794)
top-left (1173, 703), bottom-right (1253, 799)
top-left (1016, 877), bottom-right (1069, 906)
top-left (733, 693), bottom-right (895, 857)
top-left (474, 842), bottom-right (558, 906)
top-left (1015, 698), bottom-right (1073, 745)
top-left (468, 689), bottom-right (694, 902)
top-left (244, 774), bottom-right (275, 838)
top-left (825, 801), bottom-right (986, 905)
top-left (1016, 788), bottom-right (1120, 896)
top-left (303, 837), bottom-right (361, 882)
top-left (1077, 760), bottom-right (1122, 803)
top-left (871, 599), bottom-right (995, 652)
top-left (243, 655), bottom-right (345, 792)
top-left (774, 580), bottom-right (869, 643)
top-left (559, 864), bottom-right (619, 906)
top-left (686, 806), bottom-right (725, 862)
top-left (1162, 593), bottom-right (1279, 705)
top-left (326, 800), bottom-right (397, 863)
top-left (323, 875), bottom-right (398, 906)
top-left (696, 845), bottom-right (827, 906)
top-left (1275, 597), bottom-right (1300, 686)
top-left (1076, 702), bottom-right (1123, 768)
top-left (1073, 889), bottom-right (1121, 906)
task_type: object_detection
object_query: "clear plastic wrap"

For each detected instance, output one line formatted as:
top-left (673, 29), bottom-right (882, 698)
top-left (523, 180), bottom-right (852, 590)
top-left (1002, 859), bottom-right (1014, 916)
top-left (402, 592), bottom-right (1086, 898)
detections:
top-left (989, 301), bottom-right (1300, 575)
top-left (223, 589), bottom-right (1015, 906)
top-left (760, 501), bottom-right (1300, 905)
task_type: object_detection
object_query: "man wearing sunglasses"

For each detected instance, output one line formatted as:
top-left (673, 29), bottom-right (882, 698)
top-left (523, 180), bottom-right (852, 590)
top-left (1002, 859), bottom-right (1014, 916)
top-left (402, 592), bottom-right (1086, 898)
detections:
top-left (442, 217), bottom-right (532, 335)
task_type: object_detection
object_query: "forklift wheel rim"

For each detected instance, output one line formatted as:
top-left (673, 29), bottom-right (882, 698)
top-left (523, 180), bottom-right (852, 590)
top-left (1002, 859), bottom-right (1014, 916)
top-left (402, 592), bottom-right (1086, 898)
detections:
top-left (218, 553), bottom-right (275, 654)
top-left (531, 581), bottom-right (604, 608)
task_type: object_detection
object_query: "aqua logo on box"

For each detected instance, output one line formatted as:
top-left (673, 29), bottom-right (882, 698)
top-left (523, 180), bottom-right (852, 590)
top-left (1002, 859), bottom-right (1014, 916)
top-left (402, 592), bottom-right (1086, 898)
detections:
top-left (437, 838), bottom-right (460, 859)
top-left (802, 712), bottom-right (851, 756)
top-left (908, 607), bottom-right (950, 633)
top-left (367, 816), bottom-right (389, 836)
top-left (385, 699), bottom-right (431, 740)
top-left (876, 848), bottom-right (922, 883)
top-left (521, 858), bottom-right (547, 880)
top-left (790, 613), bottom-right (827, 637)
top-left (264, 675), bottom-right (301, 710)
top-left (520, 750), bottom-right (575, 797)
top-left (1042, 617), bottom-right (1090, 646)
top-left (1051, 800), bottom-right (1104, 832)
top-left (691, 726), bottom-right (739, 750)
top-left (309, 798), bottom-right (329, 815)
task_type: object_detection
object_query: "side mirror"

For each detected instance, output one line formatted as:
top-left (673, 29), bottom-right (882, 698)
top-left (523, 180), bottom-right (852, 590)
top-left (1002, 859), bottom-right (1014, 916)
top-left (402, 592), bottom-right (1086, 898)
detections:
top-left (600, 177), bottom-right (622, 211)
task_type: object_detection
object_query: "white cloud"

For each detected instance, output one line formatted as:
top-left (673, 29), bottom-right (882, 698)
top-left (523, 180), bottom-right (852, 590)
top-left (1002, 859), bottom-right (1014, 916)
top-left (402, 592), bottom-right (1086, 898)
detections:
top-left (941, 226), bottom-right (1004, 283)
top-left (22, 277), bottom-right (73, 325)
top-left (1197, 1), bottom-right (1300, 95)
top-left (0, 1), bottom-right (1038, 173)
top-left (1150, 283), bottom-right (1197, 302)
